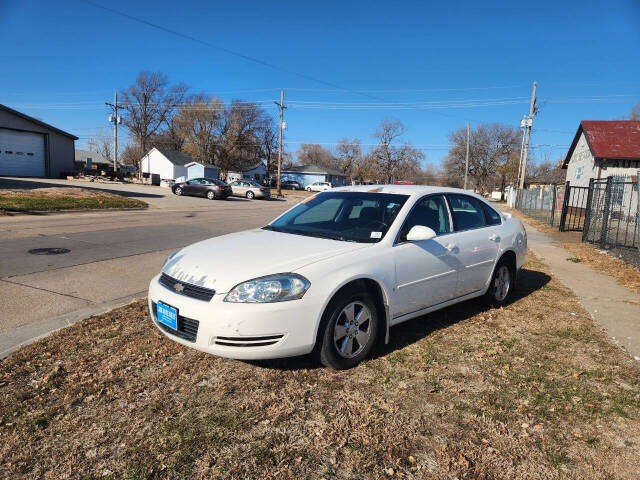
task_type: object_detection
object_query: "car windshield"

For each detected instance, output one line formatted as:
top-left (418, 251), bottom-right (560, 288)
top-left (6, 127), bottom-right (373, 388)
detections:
top-left (264, 191), bottom-right (408, 243)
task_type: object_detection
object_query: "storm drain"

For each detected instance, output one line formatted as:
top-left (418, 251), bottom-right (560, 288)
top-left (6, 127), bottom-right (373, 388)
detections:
top-left (28, 248), bottom-right (70, 255)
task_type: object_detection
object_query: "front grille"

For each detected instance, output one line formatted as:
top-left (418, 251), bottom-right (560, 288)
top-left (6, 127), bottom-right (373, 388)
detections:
top-left (213, 334), bottom-right (284, 348)
top-left (152, 302), bottom-right (199, 342)
top-left (159, 273), bottom-right (215, 301)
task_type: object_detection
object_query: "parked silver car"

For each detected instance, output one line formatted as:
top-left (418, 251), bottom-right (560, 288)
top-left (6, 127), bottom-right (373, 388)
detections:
top-left (229, 179), bottom-right (271, 199)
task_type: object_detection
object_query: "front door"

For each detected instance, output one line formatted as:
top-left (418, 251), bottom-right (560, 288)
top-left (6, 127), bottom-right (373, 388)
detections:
top-left (392, 195), bottom-right (460, 318)
top-left (445, 194), bottom-right (500, 296)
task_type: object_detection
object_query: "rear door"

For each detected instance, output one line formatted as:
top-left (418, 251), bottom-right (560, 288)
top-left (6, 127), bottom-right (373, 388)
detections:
top-left (445, 194), bottom-right (500, 296)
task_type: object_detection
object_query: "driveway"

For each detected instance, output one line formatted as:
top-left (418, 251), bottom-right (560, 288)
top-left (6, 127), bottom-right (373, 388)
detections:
top-left (0, 176), bottom-right (299, 356)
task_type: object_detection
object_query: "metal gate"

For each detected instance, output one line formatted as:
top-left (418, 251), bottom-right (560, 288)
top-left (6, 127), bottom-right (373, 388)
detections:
top-left (583, 176), bottom-right (639, 250)
top-left (559, 181), bottom-right (589, 232)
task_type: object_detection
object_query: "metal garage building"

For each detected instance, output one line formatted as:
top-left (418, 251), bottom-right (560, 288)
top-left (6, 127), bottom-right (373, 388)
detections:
top-left (0, 104), bottom-right (78, 178)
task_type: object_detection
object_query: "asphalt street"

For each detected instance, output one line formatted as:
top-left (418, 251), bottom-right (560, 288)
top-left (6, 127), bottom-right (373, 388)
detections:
top-left (0, 177), bottom-right (298, 356)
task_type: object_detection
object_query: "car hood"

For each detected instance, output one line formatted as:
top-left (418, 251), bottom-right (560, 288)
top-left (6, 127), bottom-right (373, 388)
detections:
top-left (161, 229), bottom-right (371, 293)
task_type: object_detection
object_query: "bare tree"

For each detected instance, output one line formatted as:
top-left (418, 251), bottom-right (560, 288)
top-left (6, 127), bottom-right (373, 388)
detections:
top-left (119, 71), bottom-right (188, 175)
top-left (259, 117), bottom-right (278, 179)
top-left (526, 159), bottom-right (565, 184)
top-left (215, 100), bottom-right (267, 174)
top-left (173, 94), bottom-right (224, 164)
top-left (371, 119), bottom-right (424, 183)
top-left (411, 163), bottom-right (442, 185)
top-left (87, 128), bottom-right (113, 163)
top-left (630, 102), bottom-right (640, 120)
top-left (443, 123), bottom-right (519, 193)
top-left (119, 143), bottom-right (143, 167)
top-left (335, 138), bottom-right (365, 184)
top-left (296, 143), bottom-right (339, 170)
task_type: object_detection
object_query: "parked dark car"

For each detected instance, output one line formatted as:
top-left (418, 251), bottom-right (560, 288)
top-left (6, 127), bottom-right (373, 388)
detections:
top-left (172, 177), bottom-right (232, 200)
top-left (264, 178), bottom-right (302, 190)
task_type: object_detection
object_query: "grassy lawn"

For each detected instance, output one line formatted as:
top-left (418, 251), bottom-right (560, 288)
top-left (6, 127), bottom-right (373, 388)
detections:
top-left (0, 187), bottom-right (147, 213)
top-left (1, 253), bottom-right (639, 479)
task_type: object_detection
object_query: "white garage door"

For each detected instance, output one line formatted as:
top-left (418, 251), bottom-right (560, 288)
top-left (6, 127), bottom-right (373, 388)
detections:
top-left (0, 129), bottom-right (46, 177)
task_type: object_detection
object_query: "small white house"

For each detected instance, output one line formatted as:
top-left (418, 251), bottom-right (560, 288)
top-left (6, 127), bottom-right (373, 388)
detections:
top-left (562, 120), bottom-right (640, 187)
top-left (185, 161), bottom-right (219, 180)
top-left (140, 147), bottom-right (195, 181)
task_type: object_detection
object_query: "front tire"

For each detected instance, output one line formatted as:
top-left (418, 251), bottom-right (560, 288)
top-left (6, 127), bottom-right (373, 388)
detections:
top-left (306, 187), bottom-right (312, 192)
top-left (317, 290), bottom-right (379, 369)
top-left (174, 187), bottom-right (182, 196)
top-left (246, 191), bottom-right (255, 199)
top-left (485, 259), bottom-right (515, 307)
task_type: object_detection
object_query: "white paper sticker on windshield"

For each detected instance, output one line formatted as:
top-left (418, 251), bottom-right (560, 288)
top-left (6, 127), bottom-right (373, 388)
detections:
top-left (370, 231), bottom-right (382, 239)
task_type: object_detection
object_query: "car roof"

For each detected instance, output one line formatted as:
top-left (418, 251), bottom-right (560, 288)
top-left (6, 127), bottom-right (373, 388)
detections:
top-left (331, 184), bottom-right (487, 201)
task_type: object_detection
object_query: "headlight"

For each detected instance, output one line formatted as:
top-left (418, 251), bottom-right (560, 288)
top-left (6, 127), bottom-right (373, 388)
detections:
top-left (224, 274), bottom-right (310, 303)
top-left (163, 250), bottom-right (180, 268)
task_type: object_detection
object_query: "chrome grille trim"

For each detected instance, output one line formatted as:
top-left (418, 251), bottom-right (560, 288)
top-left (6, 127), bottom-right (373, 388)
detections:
top-left (159, 273), bottom-right (215, 301)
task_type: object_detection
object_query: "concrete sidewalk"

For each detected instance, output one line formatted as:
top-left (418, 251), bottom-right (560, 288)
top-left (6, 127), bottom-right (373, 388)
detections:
top-left (515, 216), bottom-right (640, 360)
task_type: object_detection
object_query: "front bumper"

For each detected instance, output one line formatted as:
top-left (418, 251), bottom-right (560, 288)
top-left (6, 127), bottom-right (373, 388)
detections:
top-left (148, 274), bottom-right (324, 359)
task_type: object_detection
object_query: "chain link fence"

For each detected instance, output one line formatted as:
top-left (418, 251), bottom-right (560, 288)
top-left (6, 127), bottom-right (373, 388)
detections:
top-left (516, 184), bottom-right (564, 226)
top-left (583, 175), bottom-right (639, 266)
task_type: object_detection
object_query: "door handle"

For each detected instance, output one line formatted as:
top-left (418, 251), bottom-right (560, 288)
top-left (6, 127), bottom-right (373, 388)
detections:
top-left (444, 243), bottom-right (457, 252)
top-left (489, 234), bottom-right (500, 242)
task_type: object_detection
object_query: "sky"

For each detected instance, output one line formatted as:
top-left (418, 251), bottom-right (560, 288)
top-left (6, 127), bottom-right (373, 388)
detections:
top-left (1, 0), bottom-right (639, 167)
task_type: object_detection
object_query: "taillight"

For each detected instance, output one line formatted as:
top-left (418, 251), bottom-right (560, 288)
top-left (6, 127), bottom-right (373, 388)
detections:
top-left (217, 186), bottom-right (224, 191)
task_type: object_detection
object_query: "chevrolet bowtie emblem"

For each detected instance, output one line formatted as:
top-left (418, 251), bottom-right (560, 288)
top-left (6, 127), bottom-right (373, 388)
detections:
top-left (174, 283), bottom-right (185, 293)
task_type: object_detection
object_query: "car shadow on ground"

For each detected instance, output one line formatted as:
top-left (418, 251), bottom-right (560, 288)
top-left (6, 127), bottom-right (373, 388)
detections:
top-left (246, 267), bottom-right (551, 371)
top-left (0, 177), bottom-right (164, 199)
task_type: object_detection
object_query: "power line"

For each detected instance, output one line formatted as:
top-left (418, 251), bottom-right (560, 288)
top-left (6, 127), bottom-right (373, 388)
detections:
top-left (79, 0), bottom-right (385, 102)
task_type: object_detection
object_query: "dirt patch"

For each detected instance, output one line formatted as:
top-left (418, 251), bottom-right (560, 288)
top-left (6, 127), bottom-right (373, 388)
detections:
top-left (1, 254), bottom-right (639, 479)
top-left (0, 188), bottom-right (147, 213)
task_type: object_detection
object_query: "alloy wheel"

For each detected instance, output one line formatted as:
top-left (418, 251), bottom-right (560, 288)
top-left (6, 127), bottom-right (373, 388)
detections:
top-left (174, 187), bottom-right (182, 196)
top-left (493, 265), bottom-right (511, 301)
top-left (207, 191), bottom-right (215, 200)
top-left (333, 301), bottom-right (372, 358)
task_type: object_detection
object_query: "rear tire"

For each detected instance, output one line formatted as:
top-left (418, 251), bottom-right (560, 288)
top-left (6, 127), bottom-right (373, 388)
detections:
top-left (306, 187), bottom-right (312, 192)
top-left (174, 187), bottom-right (182, 196)
top-left (246, 191), bottom-right (255, 199)
top-left (484, 259), bottom-right (515, 307)
top-left (207, 191), bottom-right (216, 200)
top-left (316, 290), bottom-right (379, 370)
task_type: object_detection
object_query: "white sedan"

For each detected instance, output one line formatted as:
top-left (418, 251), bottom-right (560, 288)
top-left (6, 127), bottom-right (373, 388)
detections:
top-left (306, 181), bottom-right (332, 192)
top-left (149, 185), bottom-right (526, 369)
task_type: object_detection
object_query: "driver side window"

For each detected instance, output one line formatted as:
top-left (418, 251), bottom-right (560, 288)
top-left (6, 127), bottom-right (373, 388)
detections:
top-left (400, 195), bottom-right (450, 240)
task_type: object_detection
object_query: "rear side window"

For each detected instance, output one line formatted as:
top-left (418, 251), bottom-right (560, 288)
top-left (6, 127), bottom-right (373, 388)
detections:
top-left (481, 203), bottom-right (502, 225)
top-left (447, 194), bottom-right (486, 231)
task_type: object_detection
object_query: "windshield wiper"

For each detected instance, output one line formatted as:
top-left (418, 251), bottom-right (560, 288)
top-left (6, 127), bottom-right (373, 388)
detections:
top-left (263, 226), bottom-right (355, 242)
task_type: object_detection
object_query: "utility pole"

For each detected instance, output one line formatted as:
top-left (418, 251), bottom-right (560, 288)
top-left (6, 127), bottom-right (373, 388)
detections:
top-left (464, 121), bottom-right (470, 190)
top-left (105, 91), bottom-right (121, 174)
top-left (519, 81), bottom-right (537, 189)
top-left (516, 115), bottom-right (527, 188)
top-left (274, 89), bottom-right (287, 197)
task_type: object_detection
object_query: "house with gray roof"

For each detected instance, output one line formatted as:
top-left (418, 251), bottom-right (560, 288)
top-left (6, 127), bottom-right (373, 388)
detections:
top-left (281, 164), bottom-right (348, 188)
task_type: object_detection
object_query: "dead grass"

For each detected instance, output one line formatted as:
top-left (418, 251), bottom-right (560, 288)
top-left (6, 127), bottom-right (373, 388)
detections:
top-left (1, 253), bottom-right (639, 479)
top-left (503, 205), bottom-right (640, 295)
top-left (0, 187), bottom-right (147, 213)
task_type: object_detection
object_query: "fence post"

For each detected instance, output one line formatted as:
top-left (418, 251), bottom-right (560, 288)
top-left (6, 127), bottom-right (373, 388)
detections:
top-left (582, 177), bottom-right (595, 242)
top-left (637, 170), bottom-right (640, 264)
top-left (600, 176), bottom-right (614, 249)
top-left (559, 181), bottom-right (571, 232)
top-left (550, 184), bottom-right (557, 226)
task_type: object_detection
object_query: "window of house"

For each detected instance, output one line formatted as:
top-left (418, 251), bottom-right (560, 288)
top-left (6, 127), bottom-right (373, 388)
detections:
top-left (576, 166), bottom-right (583, 181)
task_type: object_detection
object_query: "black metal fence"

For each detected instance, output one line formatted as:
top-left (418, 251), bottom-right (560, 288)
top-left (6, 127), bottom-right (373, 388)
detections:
top-left (558, 182), bottom-right (589, 232)
top-left (583, 176), bottom-right (639, 252)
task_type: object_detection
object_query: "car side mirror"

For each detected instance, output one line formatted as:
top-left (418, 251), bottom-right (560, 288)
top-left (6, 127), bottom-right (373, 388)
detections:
top-left (406, 225), bottom-right (437, 242)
